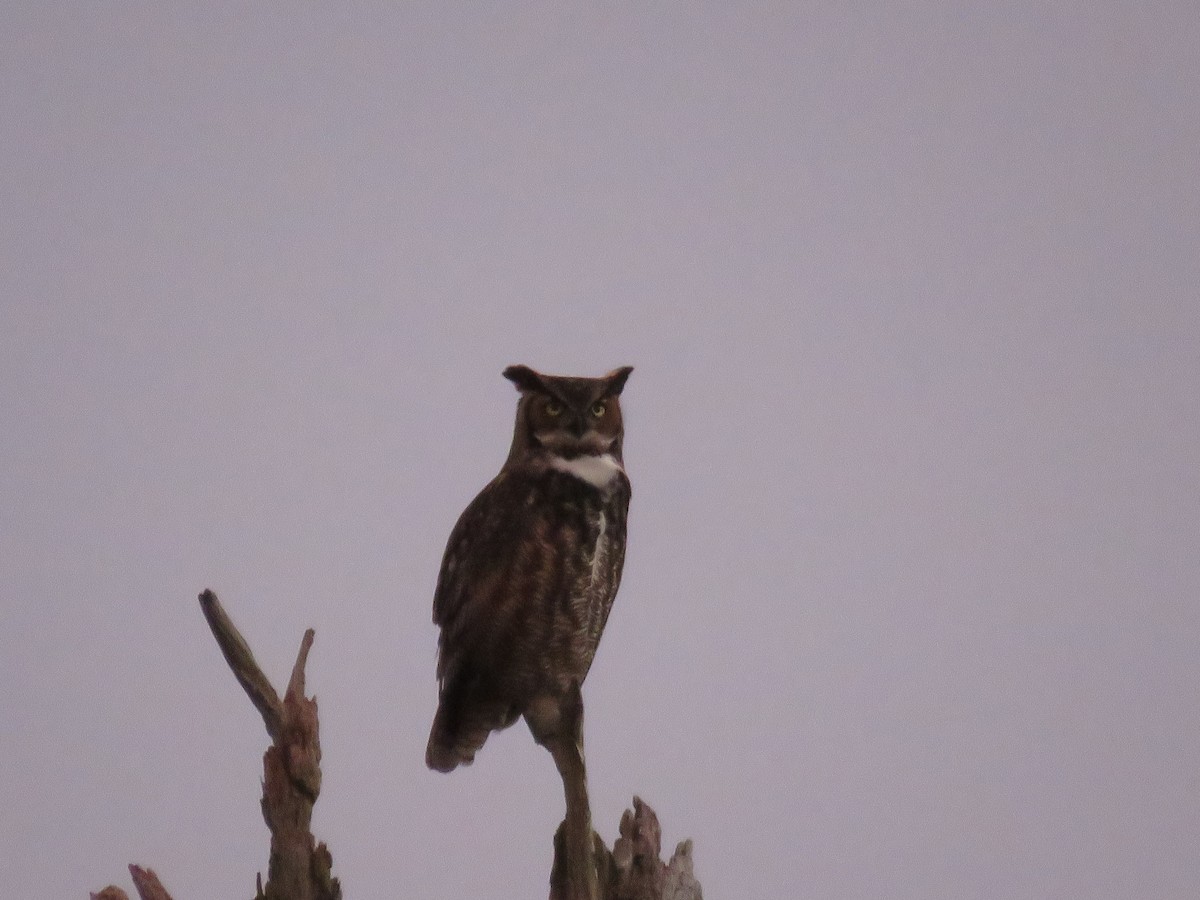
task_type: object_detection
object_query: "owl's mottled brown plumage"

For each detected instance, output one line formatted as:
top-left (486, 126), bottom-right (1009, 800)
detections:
top-left (426, 365), bottom-right (633, 774)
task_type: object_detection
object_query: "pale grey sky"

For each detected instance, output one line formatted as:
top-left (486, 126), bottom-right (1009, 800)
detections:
top-left (2, 3), bottom-right (1198, 898)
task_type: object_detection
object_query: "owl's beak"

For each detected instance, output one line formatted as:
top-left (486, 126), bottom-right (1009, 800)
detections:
top-left (568, 417), bottom-right (587, 438)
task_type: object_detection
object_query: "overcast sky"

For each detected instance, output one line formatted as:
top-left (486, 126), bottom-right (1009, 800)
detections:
top-left (2, 3), bottom-right (1198, 898)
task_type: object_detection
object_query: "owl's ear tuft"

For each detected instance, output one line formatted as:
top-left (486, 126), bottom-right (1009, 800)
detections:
top-left (602, 366), bottom-right (634, 397)
top-left (503, 365), bottom-right (546, 393)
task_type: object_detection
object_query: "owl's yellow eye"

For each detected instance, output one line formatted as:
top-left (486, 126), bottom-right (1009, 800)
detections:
top-left (591, 401), bottom-right (607, 418)
top-left (544, 400), bottom-right (564, 416)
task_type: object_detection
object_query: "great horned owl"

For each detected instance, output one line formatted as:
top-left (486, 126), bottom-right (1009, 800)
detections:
top-left (426, 364), bottom-right (633, 898)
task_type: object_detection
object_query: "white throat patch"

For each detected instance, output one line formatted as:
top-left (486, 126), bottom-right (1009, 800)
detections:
top-left (550, 453), bottom-right (624, 489)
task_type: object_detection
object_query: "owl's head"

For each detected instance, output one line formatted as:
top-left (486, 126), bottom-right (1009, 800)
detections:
top-left (502, 364), bottom-right (633, 464)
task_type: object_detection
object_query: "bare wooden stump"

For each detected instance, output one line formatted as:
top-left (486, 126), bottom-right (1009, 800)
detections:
top-left (551, 796), bottom-right (703, 900)
top-left (91, 864), bottom-right (173, 900)
top-left (93, 591), bottom-right (700, 900)
top-left (198, 589), bottom-right (340, 900)
top-left (93, 591), bottom-right (340, 900)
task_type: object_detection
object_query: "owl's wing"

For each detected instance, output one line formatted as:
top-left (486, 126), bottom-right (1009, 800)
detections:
top-left (431, 472), bottom-right (528, 674)
top-left (428, 472), bottom-right (544, 770)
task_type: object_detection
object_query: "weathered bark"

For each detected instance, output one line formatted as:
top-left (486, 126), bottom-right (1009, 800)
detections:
top-left (91, 864), bottom-right (173, 900)
top-left (94, 591), bottom-right (340, 900)
top-left (551, 796), bottom-right (703, 900)
top-left (94, 591), bottom-right (700, 900)
top-left (198, 589), bottom-right (340, 900)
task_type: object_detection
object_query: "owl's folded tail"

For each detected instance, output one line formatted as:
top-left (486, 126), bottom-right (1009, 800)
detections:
top-left (426, 693), bottom-right (513, 773)
top-left (426, 709), bottom-right (478, 772)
